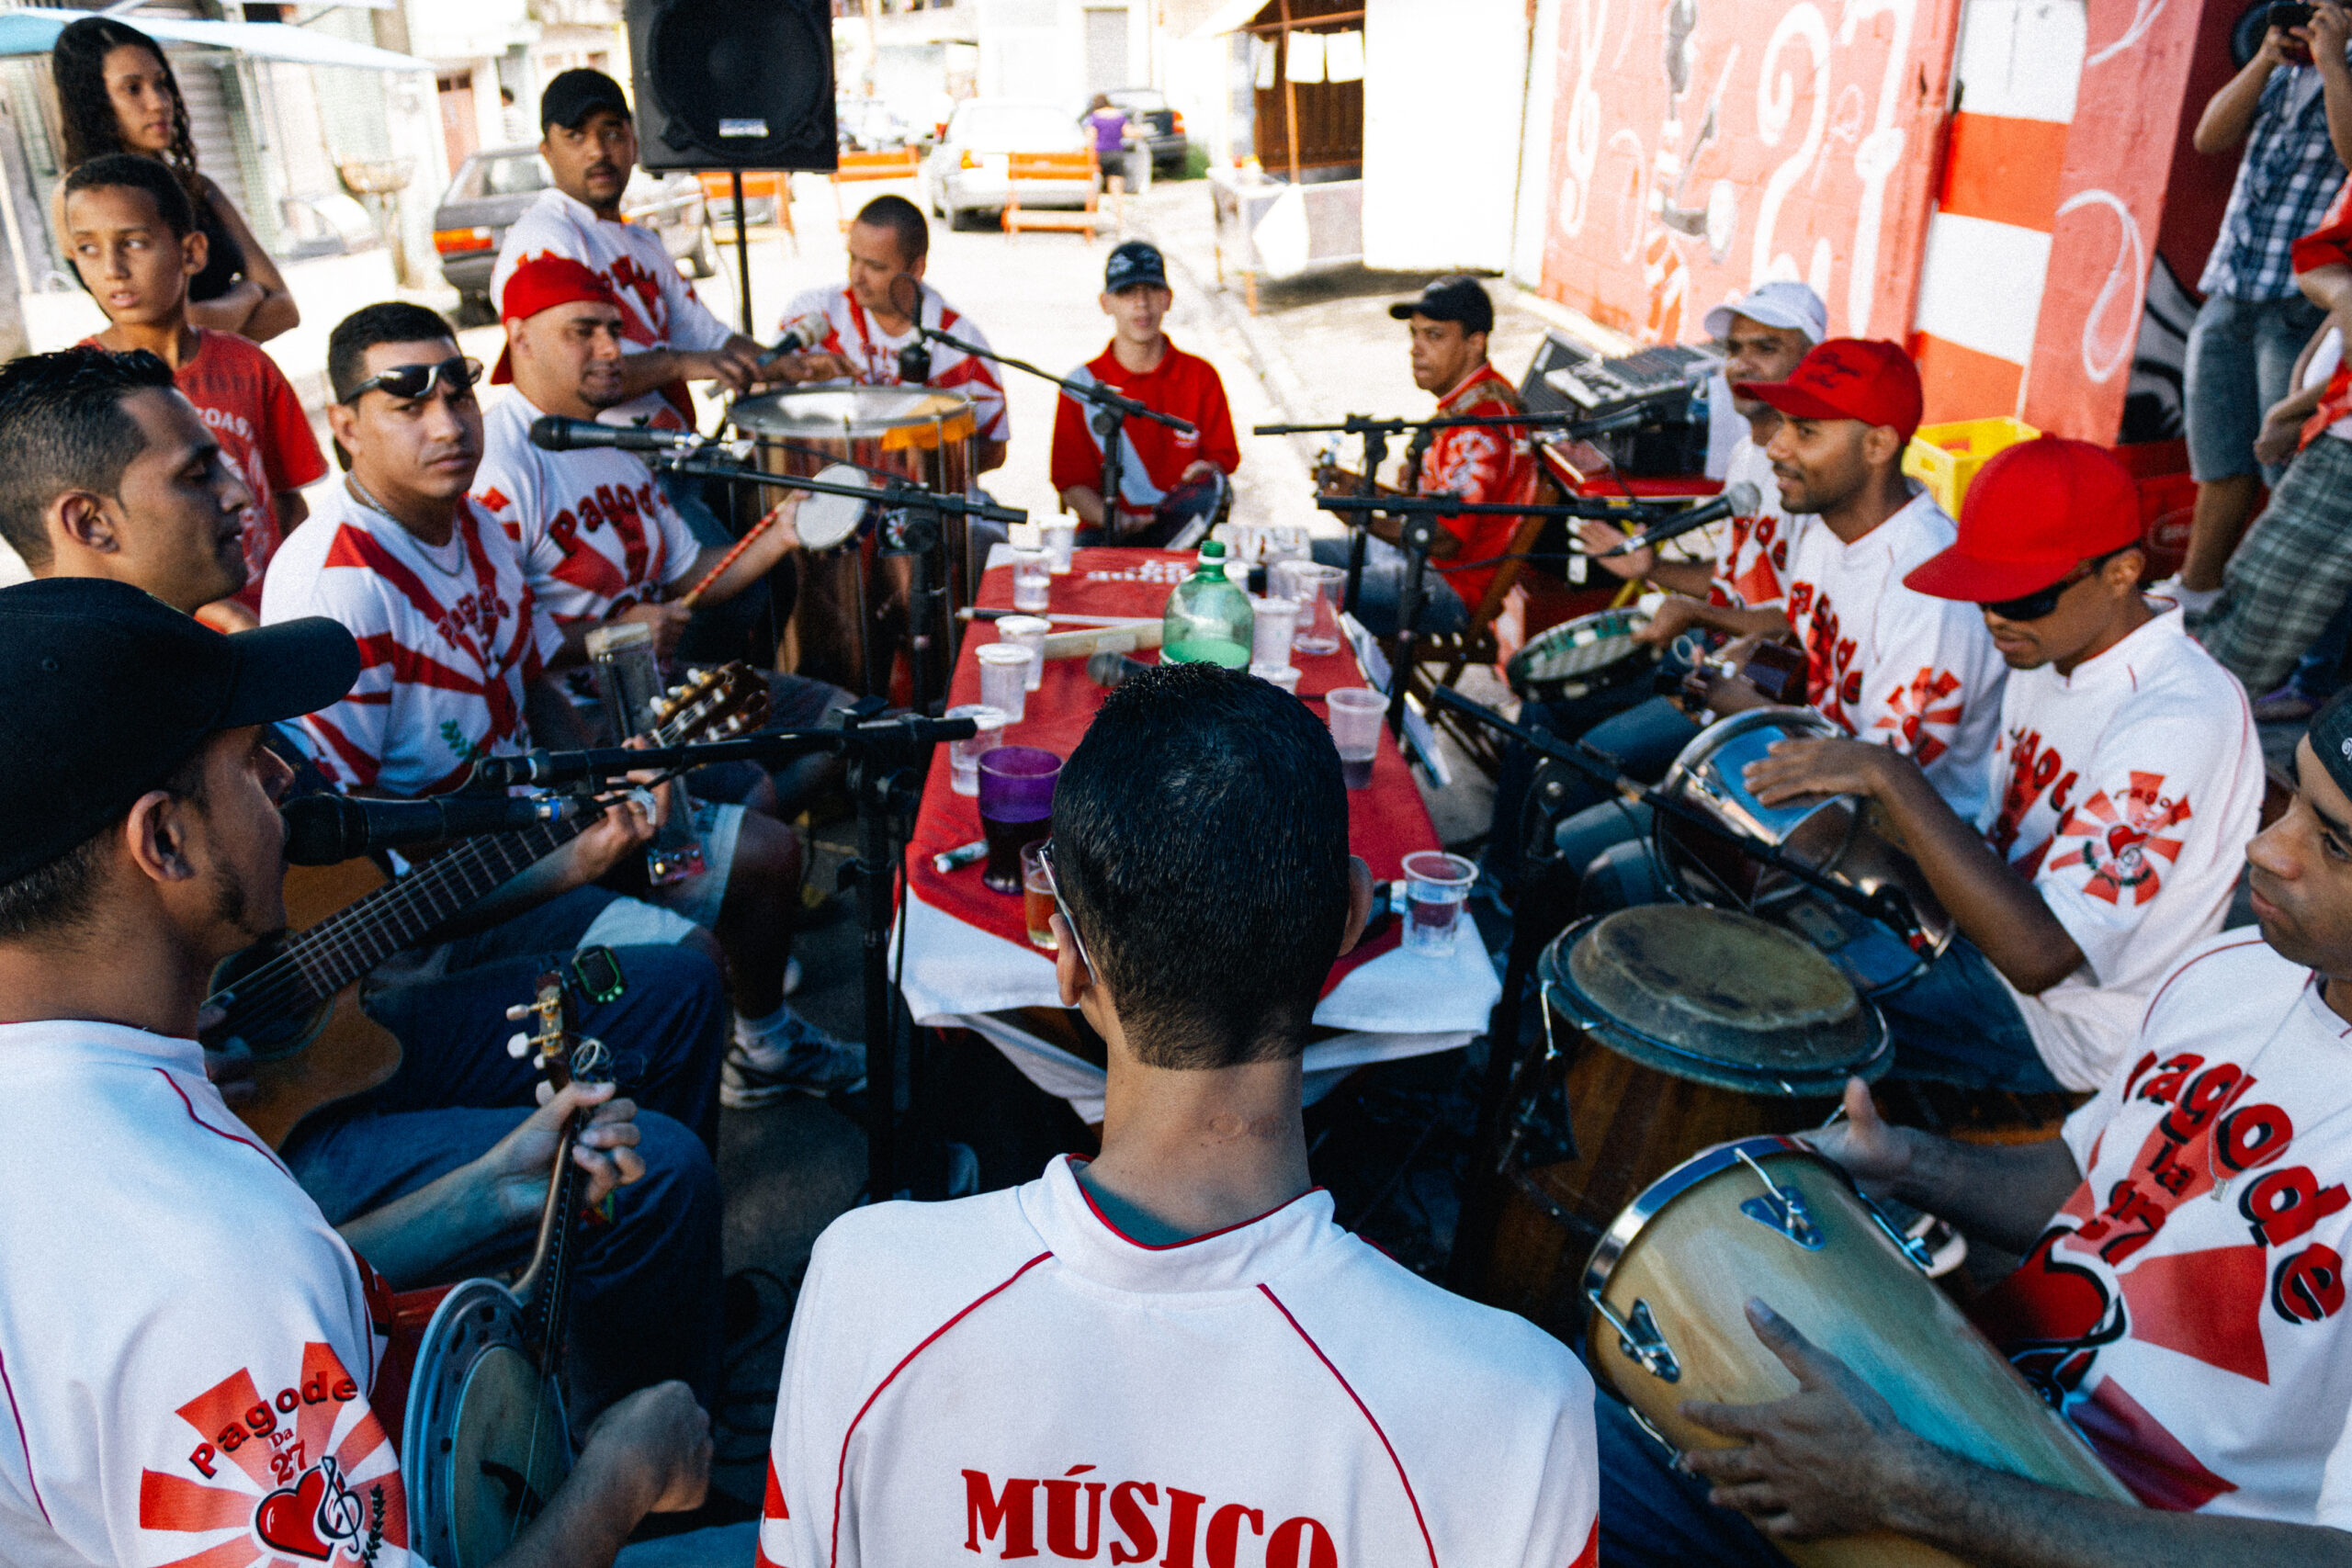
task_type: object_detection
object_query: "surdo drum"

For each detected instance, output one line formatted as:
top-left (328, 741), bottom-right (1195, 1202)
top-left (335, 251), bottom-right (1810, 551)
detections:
top-left (728, 387), bottom-right (978, 698)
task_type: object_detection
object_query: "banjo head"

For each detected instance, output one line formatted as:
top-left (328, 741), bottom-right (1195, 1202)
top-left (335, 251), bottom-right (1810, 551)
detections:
top-left (796, 462), bottom-right (873, 552)
top-left (401, 1279), bottom-right (571, 1568)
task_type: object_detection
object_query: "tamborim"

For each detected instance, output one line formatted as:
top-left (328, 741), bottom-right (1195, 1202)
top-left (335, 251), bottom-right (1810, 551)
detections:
top-left (1505, 606), bottom-right (1657, 705)
top-left (1585, 1137), bottom-right (2134, 1567)
top-left (795, 462), bottom-right (876, 552)
top-left (1653, 707), bottom-right (1954, 994)
top-left (1481, 906), bottom-right (1885, 1337)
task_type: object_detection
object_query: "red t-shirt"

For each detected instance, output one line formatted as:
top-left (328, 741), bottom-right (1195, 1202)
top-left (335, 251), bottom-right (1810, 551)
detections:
top-left (1049, 338), bottom-right (1240, 521)
top-left (85, 328), bottom-right (328, 610)
top-left (1417, 361), bottom-right (1535, 612)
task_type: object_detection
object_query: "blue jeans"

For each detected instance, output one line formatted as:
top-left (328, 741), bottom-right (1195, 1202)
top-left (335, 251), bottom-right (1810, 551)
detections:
top-left (1596, 1396), bottom-right (1784, 1568)
top-left (2185, 293), bottom-right (2326, 485)
top-left (1311, 536), bottom-right (1468, 637)
top-left (1875, 936), bottom-right (2059, 1092)
top-left (1489, 686), bottom-right (1690, 889)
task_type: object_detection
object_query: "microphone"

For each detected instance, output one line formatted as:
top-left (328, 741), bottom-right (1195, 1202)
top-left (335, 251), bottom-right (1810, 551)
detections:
top-left (1596, 481), bottom-right (1763, 558)
top-left (528, 416), bottom-right (703, 455)
top-left (281, 792), bottom-right (571, 866)
top-left (888, 274), bottom-right (933, 383)
top-left (758, 311), bottom-right (832, 370)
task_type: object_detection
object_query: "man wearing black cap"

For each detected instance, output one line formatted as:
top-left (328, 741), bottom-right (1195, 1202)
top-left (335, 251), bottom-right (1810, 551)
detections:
top-left (1048, 240), bottom-right (1240, 547)
top-left (0, 579), bottom-right (711, 1568)
top-left (1597, 688), bottom-right (2352, 1568)
top-left (1311, 274), bottom-right (1533, 636)
top-left (490, 68), bottom-right (769, 439)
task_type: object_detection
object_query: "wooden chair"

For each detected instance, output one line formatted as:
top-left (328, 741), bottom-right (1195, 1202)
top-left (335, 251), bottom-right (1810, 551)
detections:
top-left (1002, 150), bottom-right (1102, 240)
top-left (1403, 502), bottom-right (1550, 780)
top-left (831, 148), bottom-right (922, 231)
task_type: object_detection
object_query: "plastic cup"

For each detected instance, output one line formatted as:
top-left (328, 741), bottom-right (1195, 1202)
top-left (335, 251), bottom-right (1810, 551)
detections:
top-left (1401, 851), bottom-right (1477, 957)
top-left (1250, 662), bottom-right (1302, 695)
top-left (1325, 686), bottom-right (1385, 788)
top-left (1012, 545), bottom-right (1051, 611)
top-left (978, 747), bottom-right (1060, 894)
top-left (1264, 524), bottom-right (1310, 565)
top-left (946, 704), bottom-right (1007, 795)
top-left (1275, 561), bottom-right (1347, 656)
top-left (1250, 594), bottom-right (1298, 669)
top-left (977, 643), bottom-right (1031, 723)
top-left (1021, 839), bottom-right (1058, 950)
top-left (1043, 522), bottom-right (1077, 574)
top-left (996, 615), bottom-right (1051, 691)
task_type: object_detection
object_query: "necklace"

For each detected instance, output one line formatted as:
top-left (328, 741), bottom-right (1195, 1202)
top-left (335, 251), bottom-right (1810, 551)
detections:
top-left (344, 476), bottom-right (468, 579)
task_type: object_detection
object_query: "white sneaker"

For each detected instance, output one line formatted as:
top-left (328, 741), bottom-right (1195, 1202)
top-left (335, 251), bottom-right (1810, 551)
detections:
top-left (721, 1011), bottom-right (865, 1108)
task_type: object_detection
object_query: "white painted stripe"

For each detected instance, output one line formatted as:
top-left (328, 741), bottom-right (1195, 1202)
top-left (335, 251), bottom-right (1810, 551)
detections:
top-left (1953, 0), bottom-right (2086, 123)
top-left (1914, 210), bottom-right (2053, 365)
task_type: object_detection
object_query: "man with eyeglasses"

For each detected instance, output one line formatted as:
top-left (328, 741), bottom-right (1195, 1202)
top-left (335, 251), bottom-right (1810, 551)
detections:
top-left (1736, 437), bottom-right (2266, 1091)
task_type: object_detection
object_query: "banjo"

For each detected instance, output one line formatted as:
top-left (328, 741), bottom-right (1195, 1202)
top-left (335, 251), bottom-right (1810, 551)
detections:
top-left (400, 961), bottom-right (612, 1566)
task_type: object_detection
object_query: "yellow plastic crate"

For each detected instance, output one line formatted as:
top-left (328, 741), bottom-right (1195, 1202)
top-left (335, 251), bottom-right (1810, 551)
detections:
top-left (1903, 416), bottom-right (2039, 516)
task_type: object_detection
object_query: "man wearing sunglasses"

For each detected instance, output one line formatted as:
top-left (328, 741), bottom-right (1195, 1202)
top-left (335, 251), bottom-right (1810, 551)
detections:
top-left (1739, 437), bottom-right (2266, 1091)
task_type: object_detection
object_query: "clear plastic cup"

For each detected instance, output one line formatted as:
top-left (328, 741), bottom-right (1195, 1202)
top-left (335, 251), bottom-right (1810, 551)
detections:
top-left (1012, 545), bottom-right (1051, 611)
top-left (1250, 595), bottom-right (1298, 669)
top-left (1043, 522), bottom-right (1077, 574)
top-left (1274, 561), bottom-right (1347, 656)
top-left (946, 704), bottom-right (1007, 795)
top-left (996, 615), bottom-right (1051, 690)
top-left (1324, 686), bottom-right (1385, 788)
top-left (1264, 524), bottom-right (1310, 565)
top-left (977, 643), bottom-right (1031, 724)
top-left (1021, 839), bottom-right (1058, 950)
top-left (1250, 662), bottom-right (1302, 695)
top-left (1401, 851), bottom-right (1477, 956)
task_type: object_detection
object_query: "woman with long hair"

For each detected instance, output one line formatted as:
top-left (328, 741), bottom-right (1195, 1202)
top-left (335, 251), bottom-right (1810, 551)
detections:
top-left (49, 16), bottom-right (297, 342)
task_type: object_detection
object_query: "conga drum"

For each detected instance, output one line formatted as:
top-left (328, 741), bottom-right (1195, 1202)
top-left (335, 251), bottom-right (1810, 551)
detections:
top-left (728, 387), bottom-right (978, 698)
top-left (1483, 905), bottom-right (1890, 1337)
top-left (1587, 1137), bottom-right (2135, 1565)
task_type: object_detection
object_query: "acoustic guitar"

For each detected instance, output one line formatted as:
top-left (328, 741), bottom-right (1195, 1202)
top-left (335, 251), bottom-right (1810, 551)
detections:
top-left (206, 663), bottom-right (771, 1146)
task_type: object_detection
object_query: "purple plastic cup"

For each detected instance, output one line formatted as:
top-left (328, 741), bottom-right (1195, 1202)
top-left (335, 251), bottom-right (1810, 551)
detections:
top-left (978, 746), bottom-right (1061, 893)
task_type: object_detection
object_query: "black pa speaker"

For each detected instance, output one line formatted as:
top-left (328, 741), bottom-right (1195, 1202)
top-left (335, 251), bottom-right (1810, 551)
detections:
top-left (626, 0), bottom-right (838, 173)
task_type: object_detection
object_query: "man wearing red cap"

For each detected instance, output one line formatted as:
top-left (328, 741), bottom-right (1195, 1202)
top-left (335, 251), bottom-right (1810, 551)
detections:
top-left (1740, 437), bottom-right (2266, 1091)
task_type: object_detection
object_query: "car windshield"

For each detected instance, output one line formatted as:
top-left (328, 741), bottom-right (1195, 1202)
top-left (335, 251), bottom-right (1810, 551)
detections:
top-left (952, 104), bottom-right (1074, 152)
top-left (480, 154), bottom-right (550, 197)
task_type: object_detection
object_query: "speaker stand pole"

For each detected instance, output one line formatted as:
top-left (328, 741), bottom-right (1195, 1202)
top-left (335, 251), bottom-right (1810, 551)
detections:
top-left (731, 171), bottom-right (753, 336)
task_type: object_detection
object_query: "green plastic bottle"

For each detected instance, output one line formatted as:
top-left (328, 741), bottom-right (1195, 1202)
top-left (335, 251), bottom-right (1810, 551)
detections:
top-left (1160, 540), bottom-right (1255, 669)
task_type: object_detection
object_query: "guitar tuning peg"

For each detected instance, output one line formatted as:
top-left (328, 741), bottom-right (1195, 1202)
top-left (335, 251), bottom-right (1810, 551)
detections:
top-left (503, 1002), bottom-right (531, 1021)
top-left (506, 1032), bottom-right (531, 1058)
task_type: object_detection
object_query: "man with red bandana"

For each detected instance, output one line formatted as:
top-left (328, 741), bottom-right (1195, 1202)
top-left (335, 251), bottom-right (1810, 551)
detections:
top-left (1595, 684), bottom-right (2352, 1568)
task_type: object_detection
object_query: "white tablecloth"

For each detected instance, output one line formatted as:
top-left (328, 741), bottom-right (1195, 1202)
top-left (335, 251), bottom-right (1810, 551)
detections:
top-left (899, 886), bottom-right (1501, 1123)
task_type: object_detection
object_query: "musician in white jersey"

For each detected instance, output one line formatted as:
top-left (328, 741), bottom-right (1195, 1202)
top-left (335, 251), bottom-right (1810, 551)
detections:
top-left (761, 664), bottom-right (1599, 1568)
top-left (1600, 690), bottom-right (2352, 1566)
top-left (777, 194), bottom-right (1011, 473)
top-left (1743, 436), bottom-right (2264, 1091)
top-left (0, 579), bottom-right (709, 1568)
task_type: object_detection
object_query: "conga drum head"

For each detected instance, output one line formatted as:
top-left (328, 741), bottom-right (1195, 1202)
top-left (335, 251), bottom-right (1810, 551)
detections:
top-left (797, 463), bottom-right (873, 551)
top-left (1506, 606), bottom-right (1657, 703)
top-left (729, 386), bottom-right (978, 445)
top-left (1542, 906), bottom-right (1889, 1095)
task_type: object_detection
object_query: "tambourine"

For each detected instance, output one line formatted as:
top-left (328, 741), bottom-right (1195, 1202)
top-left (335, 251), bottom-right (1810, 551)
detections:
top-left (796, 463), bottom-right (876, 552)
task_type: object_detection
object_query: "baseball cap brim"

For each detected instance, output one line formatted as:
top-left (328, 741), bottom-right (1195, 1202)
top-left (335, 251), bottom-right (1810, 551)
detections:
top-left (217, 618), bottom-right (364, 728)
top-left (1902, 547), bottom-right (2079, 604)
top-left (1704, 299), bottom-right (1823, 341)
top-left (1733, 378), bottom-right (1861, 422)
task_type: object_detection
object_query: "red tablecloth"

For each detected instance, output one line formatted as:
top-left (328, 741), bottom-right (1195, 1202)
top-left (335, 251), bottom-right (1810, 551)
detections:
top-left (908, 547), bottom-right (1439, 990)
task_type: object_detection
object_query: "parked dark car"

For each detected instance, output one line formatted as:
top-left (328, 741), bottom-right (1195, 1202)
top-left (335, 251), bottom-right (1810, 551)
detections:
top-left (433, 145), bottom-right (716, 323)
top-left (1102, 88), bottom-right (1187, 174)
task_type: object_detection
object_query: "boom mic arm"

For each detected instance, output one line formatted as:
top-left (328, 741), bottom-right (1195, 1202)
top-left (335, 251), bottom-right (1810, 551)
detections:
top-left (281, 792), bottom-right (573, 865)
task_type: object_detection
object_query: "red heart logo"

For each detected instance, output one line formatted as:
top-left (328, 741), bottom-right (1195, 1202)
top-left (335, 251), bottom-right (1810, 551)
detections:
top-left (254, 1468), bottom-right (334, 1562)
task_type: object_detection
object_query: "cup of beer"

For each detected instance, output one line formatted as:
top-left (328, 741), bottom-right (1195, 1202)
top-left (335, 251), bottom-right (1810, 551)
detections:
top-left (1021, 839), bottom-right (1058, 950)
top-left (978, 746), bottom-right (1060, 893)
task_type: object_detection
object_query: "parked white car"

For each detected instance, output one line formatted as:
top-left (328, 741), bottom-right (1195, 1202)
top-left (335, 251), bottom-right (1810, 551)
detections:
top-left (921, 98), bottom-right (1096, 230)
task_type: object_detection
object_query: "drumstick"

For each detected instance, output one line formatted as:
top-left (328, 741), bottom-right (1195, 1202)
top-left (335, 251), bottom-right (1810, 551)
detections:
top-left (678, 503), bottom-right (789, 610)
top-left (956, 608), bottom-right (1157, 628)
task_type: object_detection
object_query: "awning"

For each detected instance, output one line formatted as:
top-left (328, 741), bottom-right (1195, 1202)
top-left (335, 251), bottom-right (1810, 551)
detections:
top-left (0, 7), bottom-right (430, 70)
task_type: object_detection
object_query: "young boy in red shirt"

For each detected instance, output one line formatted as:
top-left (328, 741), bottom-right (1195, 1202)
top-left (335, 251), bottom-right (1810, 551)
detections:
top-left (1050, 241), bottom-right (1240, 547)
top-left (62, 152), bottom-right (324, 628)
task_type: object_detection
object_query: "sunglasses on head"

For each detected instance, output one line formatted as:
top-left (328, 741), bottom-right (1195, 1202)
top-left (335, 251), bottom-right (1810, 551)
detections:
top-left (343, 355), bottom-right (482, 405)
top-left (1981, 558), bottom-right (2102, 622)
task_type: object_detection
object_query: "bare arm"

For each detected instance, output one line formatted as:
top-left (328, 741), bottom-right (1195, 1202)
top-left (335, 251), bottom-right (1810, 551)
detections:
top-left (1573, 519), bottom-right (1716, 597)
top-left (2318, 0), bottom-right (2352, 164)
top-left (188, 178), bottom-right (298, 342)
top-left (490, 1383), bottom-right (712, 1568)
top-left (1743, 737), bottom-right (2086, 993)
top-left (2306, 262), bottom-right (2352, 310)
top-left (1806, 1079), bottom-right (2081, 1254)
top-left (978, 437), bottom-right (1009, 474)
top-left (616, 335), bottom-right (769, 401)
top-left (2196, 32), bottom-right (2289, 153)
top-left (1058, 485), bottom-right (1108, 528)
top-left (684, 491), bottom-right (803, 604)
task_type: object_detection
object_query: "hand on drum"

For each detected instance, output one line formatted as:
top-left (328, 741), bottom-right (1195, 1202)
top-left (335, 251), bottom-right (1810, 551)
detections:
top-left (1742, 734), bottom-right (1894, 808)
top-left (614, 599), bottom-right (694, 660)
top-left (682, 344), bottom-right (771, 396)
top-left (1576, 519), bottom-right (1653, 580)
top-left (1800, 1077), bottom-right (1917, 1199)
top-left (1679, 1300), bottom-right (1929, 1541)
top-left (782, 350), bottom-right (856, 384)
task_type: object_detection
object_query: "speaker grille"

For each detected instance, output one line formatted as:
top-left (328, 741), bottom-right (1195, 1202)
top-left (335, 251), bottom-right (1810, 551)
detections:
top-left (644, 0), bottom-right (833, 165)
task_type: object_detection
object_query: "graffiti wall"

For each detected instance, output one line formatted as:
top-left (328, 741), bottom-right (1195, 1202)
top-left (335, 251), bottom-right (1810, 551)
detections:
top-left (1537, 0), bottom-right (1963, 350)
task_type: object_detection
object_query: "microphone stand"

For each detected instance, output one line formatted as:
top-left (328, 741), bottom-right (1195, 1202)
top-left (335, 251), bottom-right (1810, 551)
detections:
top-left (468, 709), bottom-right (980, 1202)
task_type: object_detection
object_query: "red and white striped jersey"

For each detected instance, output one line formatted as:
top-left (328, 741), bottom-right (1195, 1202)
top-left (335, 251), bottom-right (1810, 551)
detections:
top-left (778, 283), bottom-right (1010, 443)
top-left (762, 1155), bottom-right (1598, 1568)
top-left (261, 481), bottom-right (556, 797)
top-left (1781, 489), bottom-right (2007, 820)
